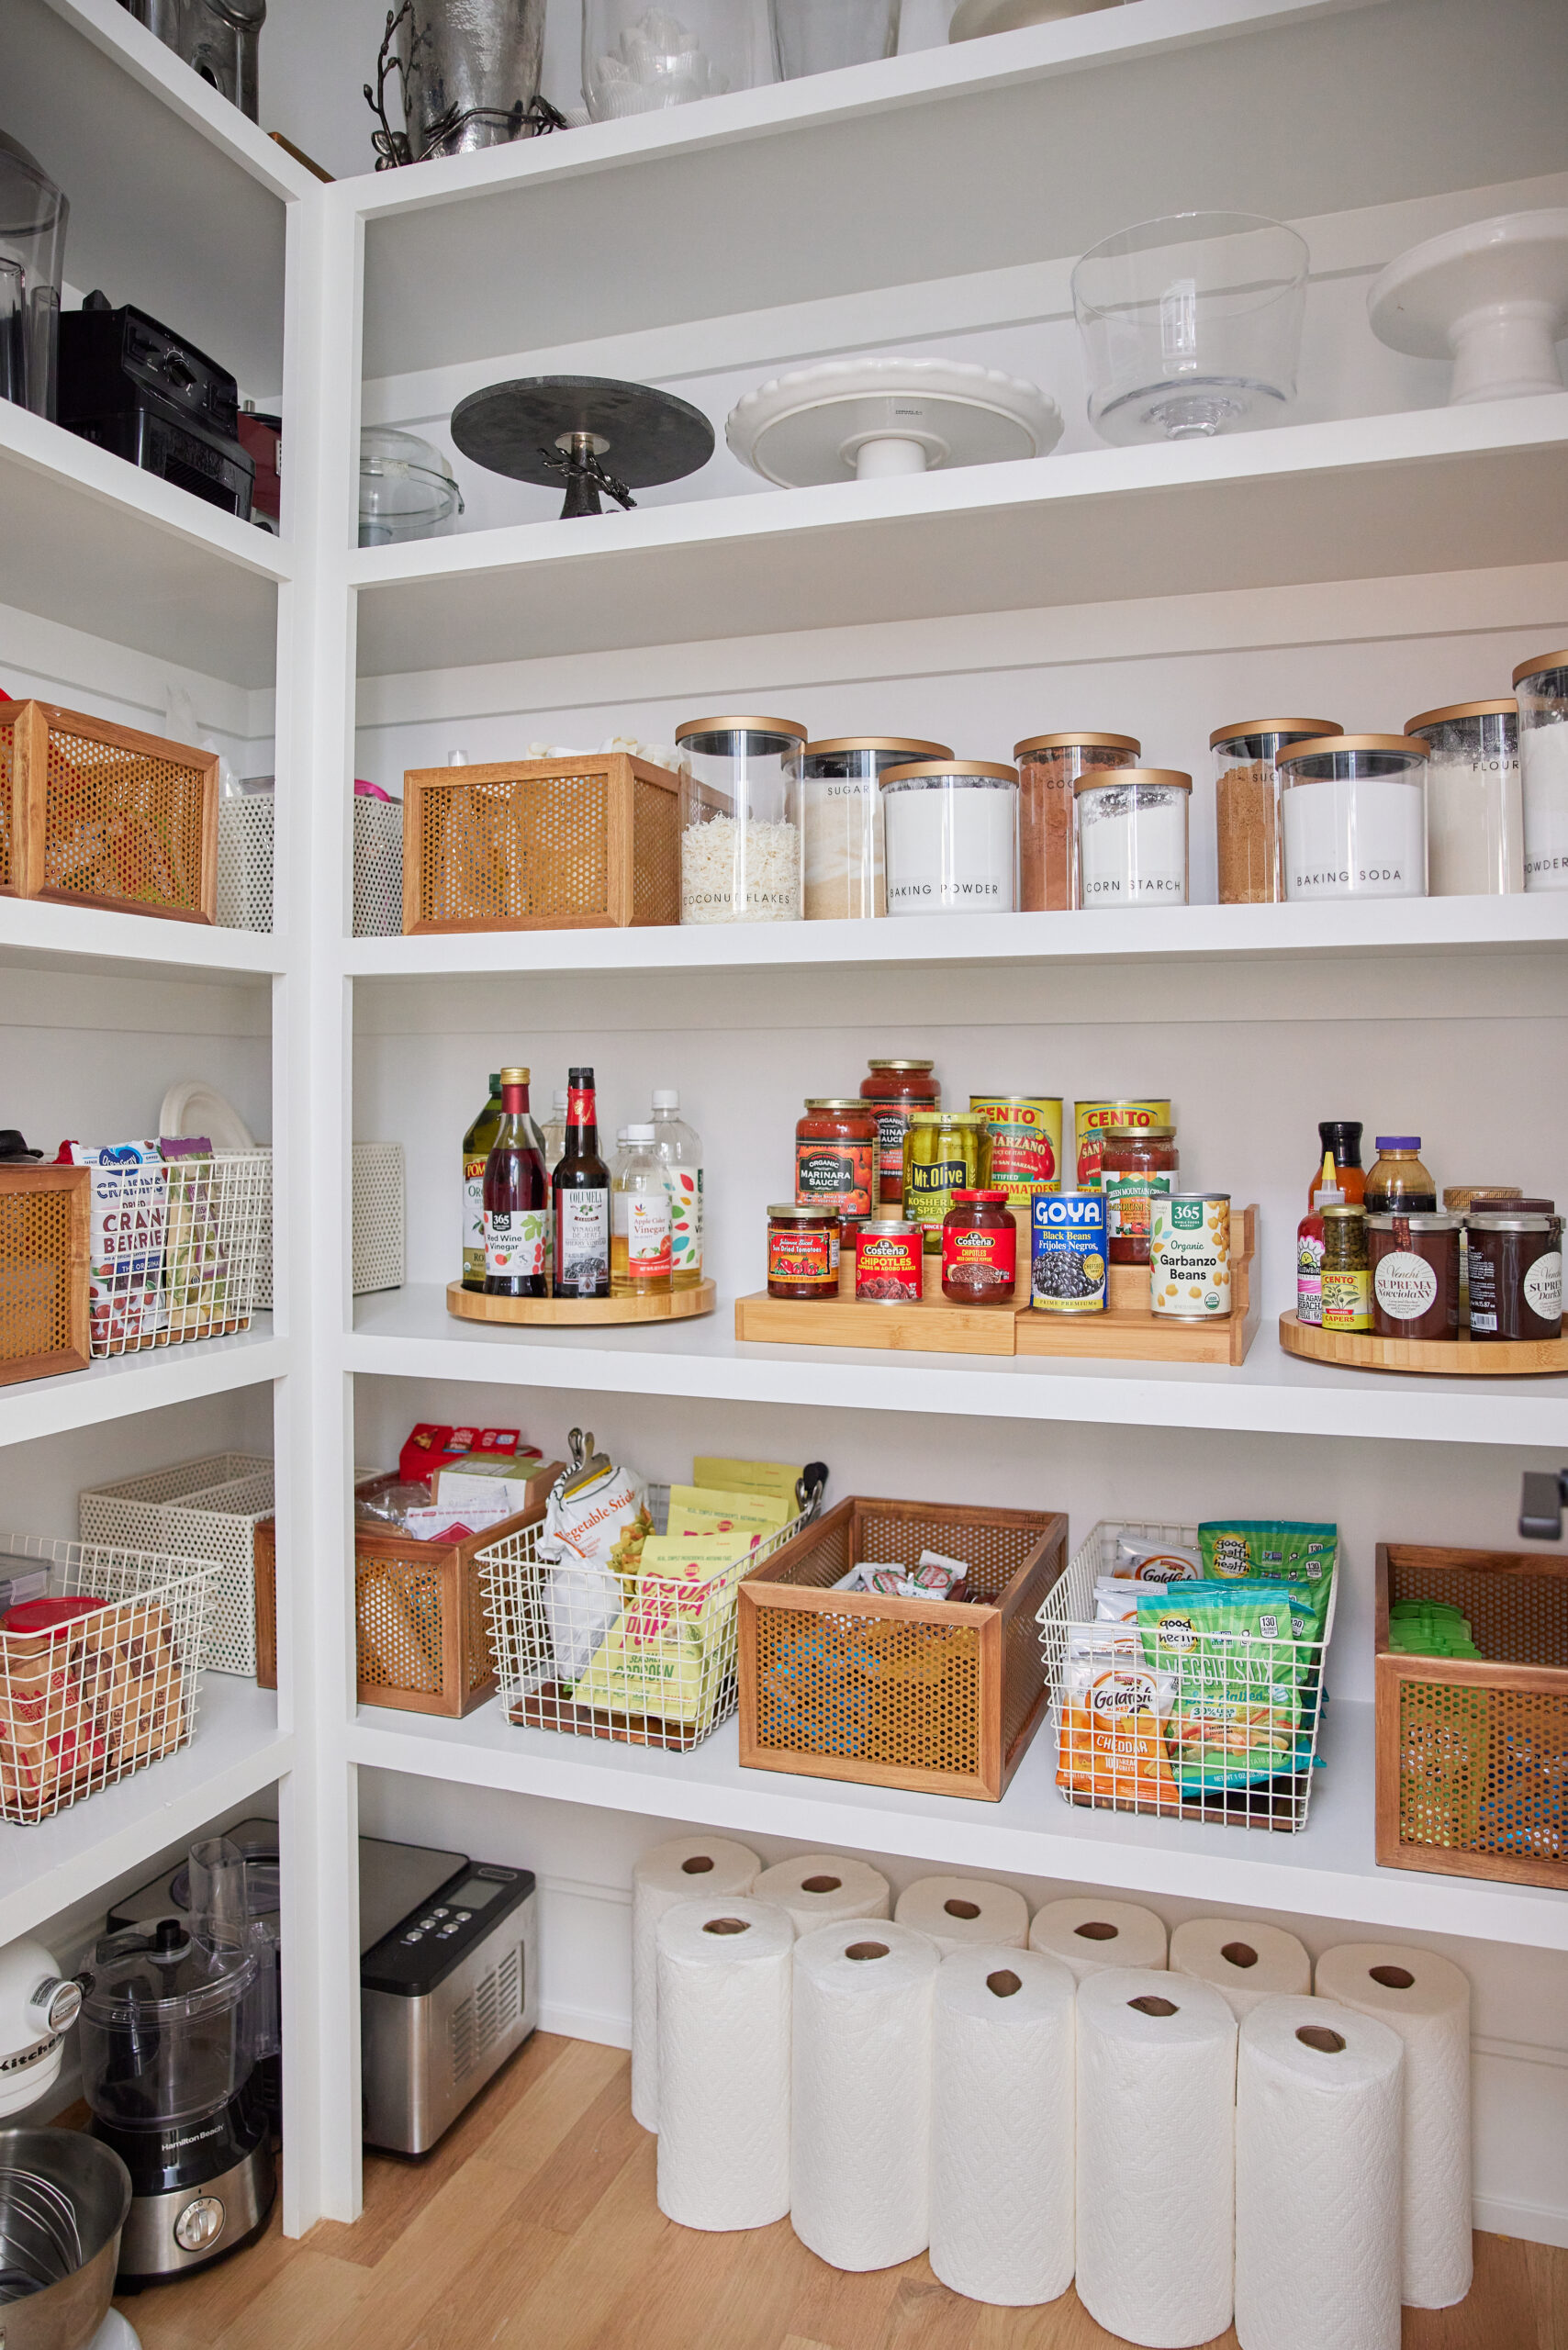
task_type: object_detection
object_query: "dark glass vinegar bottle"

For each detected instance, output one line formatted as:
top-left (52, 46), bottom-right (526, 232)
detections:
top-left (552, 1065), bottom-right (611, 1299)
top-left (483, 1067), bottom-right (549, 1298)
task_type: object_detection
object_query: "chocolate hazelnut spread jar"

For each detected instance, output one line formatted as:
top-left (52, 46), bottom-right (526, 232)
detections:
top-left (1368, 1212), bottom-right (1460, 1341)
top-left (1466, 1210), bottom-right (1562, 1339)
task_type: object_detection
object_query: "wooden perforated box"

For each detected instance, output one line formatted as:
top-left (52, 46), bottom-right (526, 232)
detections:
top-left (401, 754), bottom-right (682, 933)
top-left (0, 1165), bottom-right (91, 1386)
top-left (737, 1495), bottom-right (1067, 1801)
top-left (0, 701), bottom-right (218, 922)
top-left (1375, 1541), bottom-right (1568, 1889)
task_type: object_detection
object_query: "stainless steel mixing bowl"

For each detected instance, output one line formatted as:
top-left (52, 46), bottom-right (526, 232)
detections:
top-left (0, 2129), bottom-right (132, 2350)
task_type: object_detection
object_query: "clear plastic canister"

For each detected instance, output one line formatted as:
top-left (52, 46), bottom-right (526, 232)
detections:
top-left (880, 761), bottom-right (1019, 916)
top-left (1404, 698), bottom-right (1522, 896)
top-left (1014, 731), bottom-right (1138, 911)
top-left (1279, 733), bottom-right (1428, 902)
top-left (676, 714), bottom-right (806, 923)
top-left (799, 736), bottom-right (950, 921)
top-left (1512, 650), bottom-right (1568, 893)
top-left (1211, 719), bottom-right (1338, 904)
top-left (1074, 768), bottom-right (1191, 908)
top-left (80, 1921), bottom-right (258, 2131)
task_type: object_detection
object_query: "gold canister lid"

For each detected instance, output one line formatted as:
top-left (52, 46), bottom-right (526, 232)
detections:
top-left (1277, 733), bottom-right (1429, 763)
top-left (879, 759), bottom-right (1018, 785)
top-left (868, 1058), bottom-right (935, 1070)
top-left (1405, 698), bottom-right (1517, 733)
top-left (804, 736), bottom-right (952, 758)
top-left (1014, 730), bottom-right (1140, 756)
top-left (1512, 649), bottom-right (1568, 688)
top-left (1074, 767), bottom-right (1192, 795)
top-left (803, 1098), bottom-right (874, 1111)
top-left (1209, 718), bottom-right (1339, 749)
top-left (498, 1065), bottom-right (531, 1083)
top-left (676, 714), bottom-right (808, 743)
top-left (909, 1109), bottom-right (989, 1126)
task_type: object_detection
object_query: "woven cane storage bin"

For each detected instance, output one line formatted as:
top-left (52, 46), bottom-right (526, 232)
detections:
top-left (80, 1453), bottom-right (274, 1676)
top-left (0, 1166), bottom-right (90, 1385)
top-left (402, 755), bottom-right (681, 933)
top-left (0, 701), bottom-right (218, 922)
top-left (737, 1496), bottom-right (1066, 1799)
top-left (1376, 1541), bottom-right (1568, 1889)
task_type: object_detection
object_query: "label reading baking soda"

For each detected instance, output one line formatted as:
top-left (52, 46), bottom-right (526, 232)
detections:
top-left (1151, 1195), bottom-right (1231, 1319)
top-left (1030, 1192), bottom-right (1107, 1314)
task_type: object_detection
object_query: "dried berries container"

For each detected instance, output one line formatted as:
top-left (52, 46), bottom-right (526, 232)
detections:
top-left (1512, 649), bottom-right (1568, 892)
top-left (1014, 732), bottom-right (1138, 911)
top-left (880, 760), bottom-right (1018, 916)
top-left (1404, 699), bottom-right (1523, 896)
top-left (1075, 767), bottom-right (1190, 908)
top-left (1210, 719), bottom-right (1338, 905)
top-left (799, 736), bottom-right (949, 921)
top-left (676, 715), bottom-right (805, 923)
top-left (1279, 733), bottom-right (1428, 902)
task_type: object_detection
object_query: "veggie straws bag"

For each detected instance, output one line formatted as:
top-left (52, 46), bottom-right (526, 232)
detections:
top-left (538, 1452), bottom-right (649, 1683)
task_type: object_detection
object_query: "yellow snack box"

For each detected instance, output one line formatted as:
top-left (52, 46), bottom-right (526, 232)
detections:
top-left (666, 1484), bottom-right (790, 1539)
top-left (569, 1541), bottom-right (750, 1723)
top-left (692, 1457), bottom-right (802, 1502)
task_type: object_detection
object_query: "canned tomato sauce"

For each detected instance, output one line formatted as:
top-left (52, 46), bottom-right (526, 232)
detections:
top-left (1074, 1099), bottom-right (1172, 1188)
top-left (1031, 1192), bottom-right (1107, 1314)
top-left (969, 1095), bottom-right (1062, 1205)
top-left (1151, 1194), bottom-right (1232, 1318)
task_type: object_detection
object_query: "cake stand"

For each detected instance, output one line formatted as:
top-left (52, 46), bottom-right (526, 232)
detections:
top-left (725, 356), bottom-right (1061, 487)
top-left (450, 375), bottom-right (716, 515)
top-left (1367, 208), bottom-right (1568, 404)
top-left (949, 0), bottom-right (1118, 39)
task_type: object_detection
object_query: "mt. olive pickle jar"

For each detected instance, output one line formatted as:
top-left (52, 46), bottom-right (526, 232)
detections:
top-left (1101, 1121), bottom-right (1178, 1265)
top-left (903, 1110), bottom-right (991, 1253)
top-left (795, 1099), bottom-right (876, 1218)
top-left (1320, 1204), bottom-right (1371, 1331)
top-left (861, 1058), bottom-right (940, 1211)
top-left (1369, 1212), bottom-right (1460, 1341)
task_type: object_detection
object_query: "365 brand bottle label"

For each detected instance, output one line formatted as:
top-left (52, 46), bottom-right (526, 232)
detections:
top-left (485, 1207), bottom-right (547, 1281)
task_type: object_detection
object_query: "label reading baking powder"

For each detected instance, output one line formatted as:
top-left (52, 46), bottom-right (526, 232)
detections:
top-left (1373, 1249), bottom-right (1438, 1322)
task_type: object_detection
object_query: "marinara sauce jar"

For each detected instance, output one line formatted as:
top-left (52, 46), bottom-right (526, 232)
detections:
top-left (795, 1098), bottom-right (876, 1218)
top-left (767, 1204), bottom-right (837, 1299)
top-left (941, 1190), bottom-right (1017, 1303)
top-left (860, 1059), bottom-right (940, 1210)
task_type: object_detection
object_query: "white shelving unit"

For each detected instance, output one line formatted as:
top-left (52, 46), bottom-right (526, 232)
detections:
top-left (5, 0), bottom-right (1566, 2265)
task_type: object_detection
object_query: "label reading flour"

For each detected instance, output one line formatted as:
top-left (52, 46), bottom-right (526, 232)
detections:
top-left (1373, 1249), bottom-right (1439, 1322)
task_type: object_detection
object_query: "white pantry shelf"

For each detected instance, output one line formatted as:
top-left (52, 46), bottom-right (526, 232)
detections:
top-left (0, 1322), bottom-right (286, 1451)
top-left (0, 401), bottom-right (286, 688)
top-left (0, 898), bottom-right (284, 981)
top-left (347, 1288), bottom-right (1568, 1449)
top-left (347, 1695), bottom-right (1568, 1954)
top-left (351, 396), bottom-right (1568, 673)
top-left (0, 1678), bottom-right (291, 1945)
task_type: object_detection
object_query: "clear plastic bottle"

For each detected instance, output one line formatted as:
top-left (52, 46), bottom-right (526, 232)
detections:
top-left (611, 1123), bottom-right (673, 1296)
top-left (1365, 1136), bottom-right (1438, 1214)
top-left (650, 1087), bottom-right (704, 1289)
top-left (540, 1087), bottom-right (569, 1178)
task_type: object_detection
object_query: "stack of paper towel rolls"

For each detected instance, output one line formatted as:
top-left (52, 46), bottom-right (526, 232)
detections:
top-left (753, 1852), bottom-right (890, 1934)
top-left (655, 1896), bottom-right (794, 2232)
top-left (631, 1833), bottom-right (757, 2129)
top-left (895, 1875), bottom-right (1029, 1955)
top-left (1170, 1917), bottom-right (1311, 2017)
top-left (1031, 1896), bottom-right (1167, 1981)
top-left (1316, 1942), bottom-right (1473, 2310)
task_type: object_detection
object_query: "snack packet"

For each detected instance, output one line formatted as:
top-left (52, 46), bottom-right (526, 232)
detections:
top-left (692, 1457), bottom-right (803, 1503)
top-left (1137, 1584), bottom-right (1313, 1791)
top-left (1198, 1521), bottom-right (1338, 1634)
top-left (568, 1540), bottom-right (749, 1723)
top-left (70, 1140), bottom-right (166, 1349)
top-left (538, 1454), bottom-right (648, 1684)
top-left (1112, 1538), bottom-right (1203, 1583)
top-left (1057, 1629), bottom-right (1179, 1807)
top-left (665, 1484), bottom-right (790, 1540)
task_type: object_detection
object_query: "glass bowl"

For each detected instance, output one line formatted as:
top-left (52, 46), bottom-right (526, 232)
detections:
top-left (582, 0), bottom-right (773, 118)
top-left (771, 0), bottom-right (900, 80)
top-left (358, 427), bottom-right (464, 547)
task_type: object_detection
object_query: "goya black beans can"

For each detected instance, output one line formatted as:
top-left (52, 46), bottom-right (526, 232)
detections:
top-left (1031, 1192), bottom-right (1108, 1314)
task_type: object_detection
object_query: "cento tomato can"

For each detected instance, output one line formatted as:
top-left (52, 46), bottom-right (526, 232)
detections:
top-left (1074, 1099), bottom-right (1172, 1188)
top-left (1030, 1192), bottom-right (1108, 1314)
top-left (969, 1095), bottom-right (1062, 1205)
top-left (855, 1220), bottom-right (922, 1303)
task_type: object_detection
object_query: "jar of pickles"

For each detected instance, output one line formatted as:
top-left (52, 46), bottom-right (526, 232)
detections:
top-left (800, 737), bottom-right (950, 921)
top-left (1320, 1204), bottom-right (1371, 1331)
top-left (902, 1110), bottom-right (991, 1252)
top-left (1014, 732), bottom-right (1138, 911)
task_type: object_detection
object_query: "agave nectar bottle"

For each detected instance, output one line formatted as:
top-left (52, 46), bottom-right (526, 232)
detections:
top-left (461, 1072), bottom-right (502, 1292)
top-left (483, 1068), bottom-right (549, 1298)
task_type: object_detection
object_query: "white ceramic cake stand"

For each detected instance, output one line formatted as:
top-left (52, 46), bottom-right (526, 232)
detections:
top-left (949, 0), bottom-right (1118, 39)
top-left (1367, 208), bottom-right (1568, 404)
top-left (725, 357), bottom-right (1062, 487)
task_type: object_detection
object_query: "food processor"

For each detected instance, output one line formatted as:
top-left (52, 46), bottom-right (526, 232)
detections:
top-left (79, 1917), bottom-right (274, 2283)
top-left (0, 130), bottom-right (69, 420)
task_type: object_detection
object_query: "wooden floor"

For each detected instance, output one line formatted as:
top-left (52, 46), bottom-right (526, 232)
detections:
top-left (119, 2031), bottom-right (1567, 2350)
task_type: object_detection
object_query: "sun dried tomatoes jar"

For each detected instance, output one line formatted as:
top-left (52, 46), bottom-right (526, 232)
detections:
top-left (795, 1099), bottom-right (876, 1218)
top-left (860, 1058), bottom-right (940, 1210)
top-left (942, 1190), bottom-right (1017, 1303)
top-left (1102, 1121), bottom-right (1179, 1264)
top-left (767, 1203), bottom-right (837, 1299)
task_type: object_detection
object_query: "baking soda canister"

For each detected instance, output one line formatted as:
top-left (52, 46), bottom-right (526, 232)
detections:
top-left (969, 1096), bottom-right (1062, 1206)
top-left (1150, 1194), bottom-right (1232, 1318)
top-left (1073, 1100), bottom-right (1171, 1189)
top-left (1030, 1192), bottom-right (1108, 1314)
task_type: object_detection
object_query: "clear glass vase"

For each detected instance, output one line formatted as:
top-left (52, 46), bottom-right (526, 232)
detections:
top-left (582, 0), bottom-right (774, 118)
top-left (770, 0), bottom-right (901, 79)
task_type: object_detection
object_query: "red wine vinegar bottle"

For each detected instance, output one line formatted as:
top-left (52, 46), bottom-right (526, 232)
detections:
top-left (483, 1067), bottom-right (549, 1298)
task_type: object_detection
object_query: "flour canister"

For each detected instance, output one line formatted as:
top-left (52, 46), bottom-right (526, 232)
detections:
top-left (1151, 1194), bottom-right (1232, 1317)
top-left (1074, 1100), bottom-right (1171, 1189)
top-left (969, 1096), bottom-right (1062, 1206)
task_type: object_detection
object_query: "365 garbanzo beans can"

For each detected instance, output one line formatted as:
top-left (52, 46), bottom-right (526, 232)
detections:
top-left (1074, 1099), bottom-right (1171, 1189)
top-left (969, 1096), bottom-right (1062, 1205)
top-left (1151, 1193), bottom-right (1232, 1318)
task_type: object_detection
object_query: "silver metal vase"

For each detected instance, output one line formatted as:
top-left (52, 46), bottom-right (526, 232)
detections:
top-left (398, 0), bottom-right (549, 158)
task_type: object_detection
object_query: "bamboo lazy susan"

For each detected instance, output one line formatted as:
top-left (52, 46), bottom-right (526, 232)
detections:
top-left (447, 1280), bottom-right (716, 1327)
top-left (1280, 1312), bottom-right (1568, 1376)
top-left (734, 1209), bottom-right (1259, 1366)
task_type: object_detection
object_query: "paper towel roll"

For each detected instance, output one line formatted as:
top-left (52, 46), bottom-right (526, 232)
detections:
top-left (1315, 1943), bottom-right (1473, 2309)
top-left (1031, 1895), bottom-right (1168, 1982)
top-left (655, 1896), bottom-right (794, 2231)
top-left (753, 1852), bottom-right (890, 1936)
top-left (631, 1833), bottom-right (758, 2131)
top-left (929, 1946), bottom-right (1076, 2307)
top-left (1235, 1995), bottom-right (1403, 2350)
top-left (791, 1919), bottom-right (940, 2271)
top-left (895, 1874), bottom-right (1028, 1955)
top-left (1170, 1917), bottom-right (1312, 2019)
top-left (1076, 1966), bottom-right (1237, 2348)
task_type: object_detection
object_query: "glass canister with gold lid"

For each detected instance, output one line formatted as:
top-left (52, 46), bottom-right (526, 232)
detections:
top-left (1211, 719), bottom-right (1339, 904)
top-left (676, 714), bottom-right (807, 923)
top-left (1014, 731), bottom-right (1139, 911)
top-left (800, 736), bottom-right (952, 920)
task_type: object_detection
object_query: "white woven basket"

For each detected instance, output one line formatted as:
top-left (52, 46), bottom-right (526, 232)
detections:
top-left (214, 792), bottom-right (404, 936)
top-left (79, 1451), bottom-right (274, 1676)
top-left (248, 1141), bottom-right (405, 1309)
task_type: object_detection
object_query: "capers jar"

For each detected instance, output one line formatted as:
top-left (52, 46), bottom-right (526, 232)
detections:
top-left (902, 1110), bottom-right (992, 1253)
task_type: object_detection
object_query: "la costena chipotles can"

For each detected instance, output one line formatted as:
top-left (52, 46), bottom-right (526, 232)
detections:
top-left (1030, 1192), bottom-right (1107, 1314)
top-left (855, 1220), bottom-right (922, 1303)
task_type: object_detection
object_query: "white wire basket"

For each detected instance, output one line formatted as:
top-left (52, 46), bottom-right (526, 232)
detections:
top-left (246, 1142), bottom-right (404, 1311)
top-left (215, 791), bottom-right (405, 937)
top-left (0, 1533), bottom-right (216, 1824)
top-left (82, 1151), bottom-right (268, 1358)
top-left (1036, 1518), bottom-right (1338, 1833)
top-left (79, 1452), bottom-right (274, 1676)
top-left (479, 1480), bottom-right (821, 1752)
